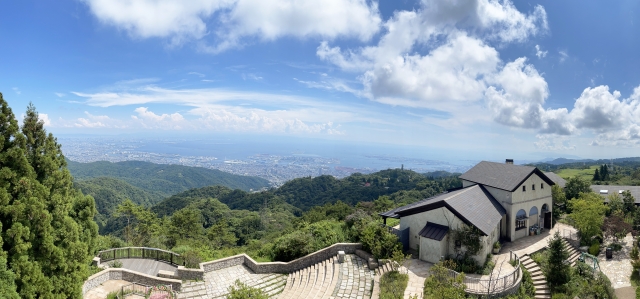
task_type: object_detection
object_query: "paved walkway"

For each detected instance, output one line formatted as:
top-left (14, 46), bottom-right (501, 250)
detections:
top-left (119, 258), bottom-right (178, 276)
top-left (83, 280), bottom-right (131, 299)
top-left (599, 233), bottom-right (634, 289)
top-left (403, 259), bottom-right (431, 299)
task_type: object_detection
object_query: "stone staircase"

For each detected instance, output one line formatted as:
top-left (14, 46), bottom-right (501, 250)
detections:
top-left (519, 255), bottom-right (550, 299)
top-left (371, 260), bottom-right (393, 298)
top-left (177, 281), bottom-right (206, 299)
top-left (278, 256), bottom-right (339, 299)
top-left (177, 271), bottom-right (287, 299)
top-left (561, 238), bottom-right (581, 266)
top-left (279, 254), bottom-right (374, 299)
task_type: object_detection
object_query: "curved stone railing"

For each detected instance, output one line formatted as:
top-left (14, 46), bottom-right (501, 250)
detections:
top-left (445, 250), bottom-right (522, 296)
top-left (97, 247), bottom-right (185, 266)
top-left (82, 268), bottom-right (182, 295)
top-left (200, 243), bottom-right (363, 274)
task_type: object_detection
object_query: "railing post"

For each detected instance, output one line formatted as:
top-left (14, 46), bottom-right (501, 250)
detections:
top-left (114, 249), bottom-right (116, 261)
top-left (128, 248), bottom-right (130, 259)
top-left (156, 249), bottom-right (159, 261)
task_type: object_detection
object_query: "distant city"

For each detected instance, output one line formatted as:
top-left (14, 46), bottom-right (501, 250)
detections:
top-left (59, 137), bottom-right (474, 186)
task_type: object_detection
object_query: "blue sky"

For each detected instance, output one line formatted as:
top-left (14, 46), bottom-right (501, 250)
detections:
top-left (2, 0), bottom-right (640, 161)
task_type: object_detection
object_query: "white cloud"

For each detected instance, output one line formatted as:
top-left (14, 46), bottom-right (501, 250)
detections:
top-left (534, 135), bottom-right (575, 151)
top-left (81, 0), bottom-right (381, 51)
top-left (242, 73), bottom-right (263, 81)
top-left (39, 113), bottom-right (51, 127)
top-left (559, 50), bottom-right (568, 63)
top-left (12, 87), bottom-right (21, 95)
top-left (535, 45), bottom-right (547, 58)
top-left (54, 92), bottom-right (66, 97)
top-left (316, 0), bottom-right (549, 123)
top-left (188, 72), bottom-right (205, 77)
top-left (73, 111), bottom-right (114, 128)
top-left (132, 107), bottom-right (186, 129)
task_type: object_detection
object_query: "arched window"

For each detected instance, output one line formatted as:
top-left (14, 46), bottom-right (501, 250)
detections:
top-left (542, 204), bottom-right (549, 212)
top-left (530, 206), bottom-right (538, 216)
top-left (516, 209), bottom-right (527, 230)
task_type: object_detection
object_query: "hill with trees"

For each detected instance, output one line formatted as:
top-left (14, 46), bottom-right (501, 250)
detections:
top-left (67, 160), bottom-right (270, 196)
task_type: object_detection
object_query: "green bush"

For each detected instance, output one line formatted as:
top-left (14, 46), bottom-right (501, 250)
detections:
top-left (226, 280), bottom-right (268, 299)
top-left (106, 291), bottom-right (118, 299)
top-left (478, 254), bottom-right (495, 275)
top-left (355, 220), bottom-right (402, 259)
top-left (610, 243), bottom-right (623, 251)
top-left (380, 271), bottom-right (408, 299)
top-left (589, 241), bottom-right (601, 256)
top-left (108, 260), bottom-right (123, 268)
top-left (636, 286), bottom-right (640, 299)
top-left (269, 220), bottom-right (349, 262)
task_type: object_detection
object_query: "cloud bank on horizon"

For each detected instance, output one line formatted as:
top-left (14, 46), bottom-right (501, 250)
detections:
top-left (2, 0), bottom-right (640, 158)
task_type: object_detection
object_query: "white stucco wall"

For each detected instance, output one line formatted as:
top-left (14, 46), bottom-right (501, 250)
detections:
top-left (509, 173), bottom-right (552, 241)
top-left (420, 237), bottom-right (445, 263)
top-left (400, 207), bottom-right (497, 265)
top-left (399, 207), bottom-right (465, 251)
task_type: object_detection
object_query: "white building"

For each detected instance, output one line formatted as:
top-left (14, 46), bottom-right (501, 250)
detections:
top-left (380, 160), bottom-right (554, 264)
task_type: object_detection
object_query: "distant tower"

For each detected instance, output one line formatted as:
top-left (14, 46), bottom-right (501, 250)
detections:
top-left (401, 164), bottom-right (404, 170)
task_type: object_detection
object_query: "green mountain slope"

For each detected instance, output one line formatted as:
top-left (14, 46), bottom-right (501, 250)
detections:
top-left (67, 160), bottom-right (270, 196)
top-left (74, 177), bottom-right (165, 230)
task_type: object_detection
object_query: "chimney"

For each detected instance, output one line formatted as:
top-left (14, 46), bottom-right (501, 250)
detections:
top-left (505, 159), bottom-right (514, 164)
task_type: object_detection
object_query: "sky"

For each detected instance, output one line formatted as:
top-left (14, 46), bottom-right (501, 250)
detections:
top-left (2, 0), bottom-right (640, 162)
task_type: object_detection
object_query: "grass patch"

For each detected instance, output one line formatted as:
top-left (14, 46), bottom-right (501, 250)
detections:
top-left (106, 291), bottom-right (118, 299)
top-left (380, 270), bottom-right (408, 299)
top-left (631, 269), bottom-right (640, 288)
top-left (556, 166), bottom-right (598, 181)
top-left (478, 254), bottom-right (495, 275)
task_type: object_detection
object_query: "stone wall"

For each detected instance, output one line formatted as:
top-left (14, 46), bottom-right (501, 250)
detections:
top-left (199, 243), bottom-right (362, 274)
top-left (177, 266), bottom-right (204, 280)
top-left (82, 268), bottom-right (182, 295)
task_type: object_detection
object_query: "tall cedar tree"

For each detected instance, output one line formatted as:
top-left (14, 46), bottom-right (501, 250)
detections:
top-left (0, 95), bottom-right (98, 298)
top-left (547, 232), bottom-right (570, 289)
top-left (592, 168), bottom-right (600, 181)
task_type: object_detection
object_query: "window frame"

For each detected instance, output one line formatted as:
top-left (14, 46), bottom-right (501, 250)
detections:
top-left (522, 185), bottom-right (526, 192)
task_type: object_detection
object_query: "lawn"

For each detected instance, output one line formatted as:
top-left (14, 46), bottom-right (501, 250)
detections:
top-left (556, 166), bottom-right (598, 181)
top-left (380, 270), bottom-right (408, 299)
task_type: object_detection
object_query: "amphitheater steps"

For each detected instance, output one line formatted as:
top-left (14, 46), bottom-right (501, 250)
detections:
top-left (519, 255), bottom-right (550, 299)
top-left (371, 260), bottom-right (393, 299)
top-left (278, 257), bottom-right (339, 299)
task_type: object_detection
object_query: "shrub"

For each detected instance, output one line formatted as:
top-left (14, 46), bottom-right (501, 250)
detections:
top-left (478, 254), bottom-right (495, 275)
top-left (108, 259), bottom-right (123, 268)
top-left (589, 241), bottom-right (600, 256)
top-left (380, 271), bottom-right (409, 299)
top-left (226, 280), bottom-right (268, 299)
top-left (636, 286), bottom-right (640, 299)
top-left (610, 243), bottom-right (623, 251)
top-left (106, 291), bottom-right (118, 299)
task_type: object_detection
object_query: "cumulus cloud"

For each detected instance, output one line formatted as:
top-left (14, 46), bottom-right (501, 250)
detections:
top-left (132, 107), bottom-right (186, 129)
top-left (39, 113), bottom-right (51, 127)
top-left (317, 0), bottom-right (550, 125)
top-left (12, 87), bottom-right (21, 95)
top-left (81, 0), bottom-right (381, 51)
top-left (73, 111), bottom-right (115, 128)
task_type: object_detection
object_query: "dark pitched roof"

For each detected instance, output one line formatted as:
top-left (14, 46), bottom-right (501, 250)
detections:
top-left (419, 223), bottom-right (449, 241)
top-left (379, 185), bottom-right (506, 236)
top-left (591, 185), bottom-right (640, 204)
top-left (459, 161), bottom-right (555, 191)
top-left (544, 172), bottom-right (567, 188)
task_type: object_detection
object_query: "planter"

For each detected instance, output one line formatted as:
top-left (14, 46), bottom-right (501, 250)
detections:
top-left (493, 247), bottom-right (500, 254)
top-left (530, 231), bottom-right (534, 236)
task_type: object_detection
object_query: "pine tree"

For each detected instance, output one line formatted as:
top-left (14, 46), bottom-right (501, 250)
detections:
top-left (547, 231), bottom-right (570, 289)
top-left (592, 168), bottom-right (600, 181)
top-left (0, 95), bottom-right (98, 298)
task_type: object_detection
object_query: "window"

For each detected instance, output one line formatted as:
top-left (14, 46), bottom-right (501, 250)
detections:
top-left (522, 185), bottom-right (526, 192)
top-left (532, 184), bottom-right (535, 190)
top-left (516, 218), bottom-right (526, 230)
top-left (541, 183), bottom-right (544, 189)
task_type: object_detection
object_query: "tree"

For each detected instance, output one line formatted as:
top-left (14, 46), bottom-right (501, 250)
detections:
top-left (622, 190), bottom-right (636, 215)
top-left (607, 193), bottom-right (624, 216)
top-left (0, 97), bottom-right (98, 298)
top-left (546, 232), bottom-right (571, 289)
top-left (569, 192), bottom-right (608, 245)
top-left (552, 184), bottom-right (566, 222)
top-left (592, 168), bottom-right (601, 181)
top-left (564, 177), bottom-right (592, 202)
top-left (423, 261), bottom-right (466, 299)
top-left (602, 215), bottom-right (633, 242)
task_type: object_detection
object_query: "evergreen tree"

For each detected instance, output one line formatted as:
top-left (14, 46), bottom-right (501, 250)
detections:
top-left (547, 231), bottom-right (570, 289)
top-left (0, 95), bottom-right (98, 298)
top-left (592, 168), bottom-right (600, 181)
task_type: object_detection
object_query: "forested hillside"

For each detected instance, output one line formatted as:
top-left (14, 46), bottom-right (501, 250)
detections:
top-left (74, 177), bottom-right (165, 231)
top-left (67, 160), bottom-right (270, 196)
top-left (531, 159), bottom-right (640, 186)
top-left (99, 168), bottom-right (462, 268)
